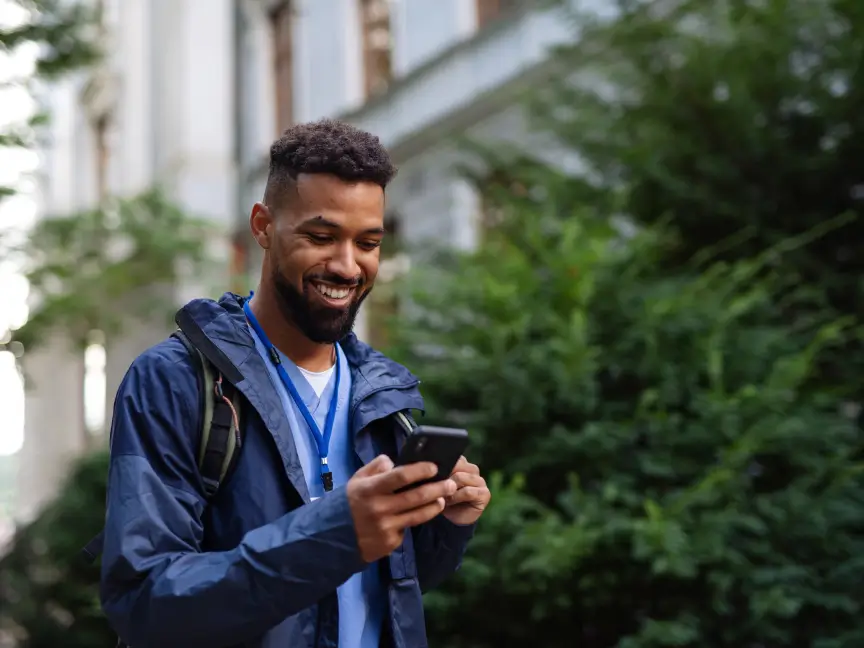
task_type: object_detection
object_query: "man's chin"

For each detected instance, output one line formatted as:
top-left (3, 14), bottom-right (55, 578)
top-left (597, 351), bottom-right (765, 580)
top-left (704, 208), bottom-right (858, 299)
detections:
top-left (301, 310), bottom-right (357, 343)
top-left (304, 325), bottom-right (353, 344)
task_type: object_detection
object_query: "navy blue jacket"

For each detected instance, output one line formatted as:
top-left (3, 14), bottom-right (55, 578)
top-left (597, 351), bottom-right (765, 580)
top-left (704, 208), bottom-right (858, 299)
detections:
top-left (100, 292), bottom-right (474, 648)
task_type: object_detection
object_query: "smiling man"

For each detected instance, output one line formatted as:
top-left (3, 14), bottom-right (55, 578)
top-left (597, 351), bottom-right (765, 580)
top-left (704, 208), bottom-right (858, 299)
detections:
top-left (99, 119), bottom-right (491, 648)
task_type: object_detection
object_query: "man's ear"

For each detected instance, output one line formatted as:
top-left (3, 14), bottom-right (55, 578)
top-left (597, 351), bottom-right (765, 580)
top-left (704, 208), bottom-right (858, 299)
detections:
top-left (250, 202), bottom-right (273, 250)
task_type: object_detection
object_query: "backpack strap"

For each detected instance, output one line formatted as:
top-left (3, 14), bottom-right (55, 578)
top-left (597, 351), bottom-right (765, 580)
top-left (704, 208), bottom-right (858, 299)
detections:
top-left (198, 365), bottom-right (243, 498)
top-left (81, 331), bottom-right (243, 565)
top-left (172, 329), bottom-right (244, 498)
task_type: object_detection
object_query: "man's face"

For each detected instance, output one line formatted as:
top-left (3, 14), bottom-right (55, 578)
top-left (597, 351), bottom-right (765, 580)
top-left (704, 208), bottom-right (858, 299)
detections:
top-left (252, 173), bottom-right (386, 343)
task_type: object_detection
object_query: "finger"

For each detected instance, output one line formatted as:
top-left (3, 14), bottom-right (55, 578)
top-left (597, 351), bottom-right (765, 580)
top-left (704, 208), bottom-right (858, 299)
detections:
top-left (449, 456), bottom-right (469, 475)
top-left (392, 497), bottom-right (446, 529)
top-left (445, 486), bottom-right (488, 506)
top-left (355, 454), bottom-right (394, 477)
top-left (389, 478), bottom-right (457, 513)
top-left (450, 457), bottom-right (480, 476)
top-left (450, 472), bottom-right (486, 489)
top-left (371, 461), bottom-right (438, 493)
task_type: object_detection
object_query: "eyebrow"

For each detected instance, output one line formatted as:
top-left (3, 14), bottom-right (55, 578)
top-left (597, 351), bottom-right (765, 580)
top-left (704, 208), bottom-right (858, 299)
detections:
top-left (300, 215), bottom-right (386, 236)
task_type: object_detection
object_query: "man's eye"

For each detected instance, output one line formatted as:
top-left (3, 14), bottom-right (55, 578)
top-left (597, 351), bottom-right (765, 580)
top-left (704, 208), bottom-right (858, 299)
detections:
top-left (308, 234), bottom-right (333, 244)
top-left (358, 240), bottom-right (382, 251)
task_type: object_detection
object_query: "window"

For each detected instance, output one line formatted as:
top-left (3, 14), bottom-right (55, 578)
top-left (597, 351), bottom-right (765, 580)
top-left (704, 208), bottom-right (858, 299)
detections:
top-left (476, 0), bottom-right (522, 30)
top-left (360, 0), bottom-right (393, 98)
top-left (271, 3), bottom-right (294, 134)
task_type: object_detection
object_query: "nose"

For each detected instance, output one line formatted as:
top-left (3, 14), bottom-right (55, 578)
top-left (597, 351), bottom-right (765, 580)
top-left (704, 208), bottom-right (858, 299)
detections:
top-left (326, 241), bottom-right (361, 282)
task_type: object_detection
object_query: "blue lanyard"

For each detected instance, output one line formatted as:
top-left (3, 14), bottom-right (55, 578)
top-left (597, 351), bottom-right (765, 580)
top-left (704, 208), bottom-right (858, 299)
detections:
top-left (243, 300), bottom-right (340, 492)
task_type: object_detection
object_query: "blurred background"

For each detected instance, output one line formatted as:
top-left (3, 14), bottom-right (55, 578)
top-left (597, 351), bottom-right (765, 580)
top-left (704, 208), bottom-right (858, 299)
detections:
top-left (1, 0), bottom-right (863, 646)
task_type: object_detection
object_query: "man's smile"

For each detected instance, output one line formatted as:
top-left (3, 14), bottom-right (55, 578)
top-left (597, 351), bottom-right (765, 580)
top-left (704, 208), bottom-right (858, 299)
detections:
top-left (311, 280), bottom-right (355, 307)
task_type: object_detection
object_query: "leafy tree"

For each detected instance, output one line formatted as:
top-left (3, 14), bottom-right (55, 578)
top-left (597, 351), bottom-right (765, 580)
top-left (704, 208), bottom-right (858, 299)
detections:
top-left (390, 203), bottom-right (864, 647)
top-left (0, 188), bottom-right (214, 645)
top-left (1, 0), bottom-right (99, 77)
top-left (1, 0), bottom-right (101, 197)
top-left (0, 451), bottom-right (113, 648)
top-left (528, 0), bottom-right (864, 379)
top-left (0, 188), bottom-right (217, 354)
top-left (394, 7), bottom-right (864, 639)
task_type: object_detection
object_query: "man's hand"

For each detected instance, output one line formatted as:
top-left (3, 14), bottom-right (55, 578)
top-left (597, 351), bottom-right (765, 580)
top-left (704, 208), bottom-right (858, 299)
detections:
top-left (442, 456), bottom-right (490, 526)
top-left (346, 455), bottom-right (457, 563)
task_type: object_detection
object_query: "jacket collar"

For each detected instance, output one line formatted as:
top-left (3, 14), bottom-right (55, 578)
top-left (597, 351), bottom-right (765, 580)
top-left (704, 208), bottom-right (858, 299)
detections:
top-left (175, 292), bottom-right (423, 499)
top-left (180, 291), bottom-right (419, 389)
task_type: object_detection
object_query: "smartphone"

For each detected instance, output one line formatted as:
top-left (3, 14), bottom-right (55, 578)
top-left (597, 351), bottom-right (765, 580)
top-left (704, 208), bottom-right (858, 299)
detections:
top-left (394, 425), bottom-right (469, 493)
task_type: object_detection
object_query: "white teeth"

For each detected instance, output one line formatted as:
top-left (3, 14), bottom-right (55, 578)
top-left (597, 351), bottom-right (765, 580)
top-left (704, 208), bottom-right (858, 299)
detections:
top-left (315, 283), bottom-right (350, 299)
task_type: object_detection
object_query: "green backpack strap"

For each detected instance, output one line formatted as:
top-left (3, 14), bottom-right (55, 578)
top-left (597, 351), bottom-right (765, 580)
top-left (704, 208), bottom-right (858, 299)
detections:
top-left (81, 331), bottom-right (244, 568)
top-left (172, 329), bottom-right (244, 499)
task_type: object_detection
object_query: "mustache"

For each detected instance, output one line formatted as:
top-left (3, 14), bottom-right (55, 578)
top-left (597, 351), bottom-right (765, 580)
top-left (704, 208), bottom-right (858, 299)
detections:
top-left (304, 273), bottom-right (363, 288)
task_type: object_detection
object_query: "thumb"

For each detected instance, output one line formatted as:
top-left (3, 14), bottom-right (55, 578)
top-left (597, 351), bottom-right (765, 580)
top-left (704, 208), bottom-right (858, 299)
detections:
top-left (355, 454), bottom-right (394, 477)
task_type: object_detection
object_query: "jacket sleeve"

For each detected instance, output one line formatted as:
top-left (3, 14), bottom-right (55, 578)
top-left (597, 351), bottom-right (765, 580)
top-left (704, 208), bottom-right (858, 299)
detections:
top-left (100, 342), bottom-right (366, 648)
top-left (411, 515), bottom-right (476, 592)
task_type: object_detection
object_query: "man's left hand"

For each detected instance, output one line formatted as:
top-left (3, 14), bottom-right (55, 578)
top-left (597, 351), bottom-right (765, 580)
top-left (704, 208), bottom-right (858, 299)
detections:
top-left (442, 456), bottom-right (491, 526)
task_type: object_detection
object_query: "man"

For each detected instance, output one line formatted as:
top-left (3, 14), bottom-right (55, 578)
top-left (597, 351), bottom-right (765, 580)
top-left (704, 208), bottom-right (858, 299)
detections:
top-left (100, 119), bottom-right (491, 648)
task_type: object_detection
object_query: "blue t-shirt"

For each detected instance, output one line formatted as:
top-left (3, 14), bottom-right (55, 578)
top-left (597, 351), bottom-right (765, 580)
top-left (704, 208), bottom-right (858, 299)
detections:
top-left (248, 323), bottom-right (386, 648)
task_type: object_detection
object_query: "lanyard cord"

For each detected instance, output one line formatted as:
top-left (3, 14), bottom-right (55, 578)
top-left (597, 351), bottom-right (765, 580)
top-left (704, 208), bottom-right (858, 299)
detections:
top-left (243, 300), bottom-right (340, 492)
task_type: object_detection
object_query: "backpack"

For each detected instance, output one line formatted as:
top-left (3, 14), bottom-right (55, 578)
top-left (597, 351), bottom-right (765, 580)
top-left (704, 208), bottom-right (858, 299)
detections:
top-left (81, 327), bottom-right (244, 565)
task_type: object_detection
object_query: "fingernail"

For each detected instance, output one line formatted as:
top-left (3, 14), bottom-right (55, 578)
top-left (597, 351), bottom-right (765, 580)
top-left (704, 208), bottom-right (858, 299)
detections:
top-left (446, 479), bottom-right (457, 494)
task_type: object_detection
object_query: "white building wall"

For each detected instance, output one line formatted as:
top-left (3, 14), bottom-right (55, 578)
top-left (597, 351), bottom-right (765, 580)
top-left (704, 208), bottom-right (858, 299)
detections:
top-left (237, 0), bottom-right (277, 171)
top-left (377, 101), bottom-right (585, 255)
top-left (104, 0), bottom-right (237, 429)
top-left (15, 74), bottom-right (92, 521)
top-left (16, 335), bottom-right (87, 523)
top-left (344, 5), bottom-right (572, 152)
top-left (113, 0), bottom-right (154, 195)
top-left (293, 0), bottom-right (364, 121)
top-left (171, 0), bottom-right (236, 226)
top-left (18, 0), bottom-right (237, 519)
top-left (391, 0), bottom-right (476, 75)
top-left (40, 76), bottom-right (94, 214)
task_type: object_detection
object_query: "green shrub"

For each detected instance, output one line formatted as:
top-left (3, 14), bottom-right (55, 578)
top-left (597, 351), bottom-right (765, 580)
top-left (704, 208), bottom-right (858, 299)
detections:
top-left (390, 210), bottom-right (864, 648)
top-left (0, 451), bottom-right (113, 648)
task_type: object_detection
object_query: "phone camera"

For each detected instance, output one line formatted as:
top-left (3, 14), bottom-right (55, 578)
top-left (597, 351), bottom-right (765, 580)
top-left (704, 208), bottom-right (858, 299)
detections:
top-left (415, 437), bottom-right (427, 451)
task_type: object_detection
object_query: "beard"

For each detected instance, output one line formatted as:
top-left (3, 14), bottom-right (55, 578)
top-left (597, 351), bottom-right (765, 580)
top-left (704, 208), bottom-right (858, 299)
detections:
top-left (271, 264), bottom-right (371, 344)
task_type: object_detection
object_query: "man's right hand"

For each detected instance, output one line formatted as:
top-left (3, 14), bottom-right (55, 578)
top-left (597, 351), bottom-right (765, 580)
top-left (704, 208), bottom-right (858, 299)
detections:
top-left (346, 454), bottom-right (456, 563)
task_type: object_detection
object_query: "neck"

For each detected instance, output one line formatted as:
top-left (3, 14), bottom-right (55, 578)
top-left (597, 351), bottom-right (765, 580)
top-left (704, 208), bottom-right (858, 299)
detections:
top-left (248, 284), bottom-right (335, 372)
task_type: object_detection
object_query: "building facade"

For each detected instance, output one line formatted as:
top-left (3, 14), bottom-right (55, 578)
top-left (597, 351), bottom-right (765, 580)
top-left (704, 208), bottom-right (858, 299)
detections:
top-left (232, 0), bottom-right (576, 344)
top-left (15, 0), bottom-right (573, 520)
top-left (15, 0), bottom-right (238, 520)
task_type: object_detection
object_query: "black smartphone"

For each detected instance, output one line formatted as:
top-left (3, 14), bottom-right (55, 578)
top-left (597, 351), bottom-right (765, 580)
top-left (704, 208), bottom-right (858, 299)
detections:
top-left (394, 425), bottom-right (469, 493)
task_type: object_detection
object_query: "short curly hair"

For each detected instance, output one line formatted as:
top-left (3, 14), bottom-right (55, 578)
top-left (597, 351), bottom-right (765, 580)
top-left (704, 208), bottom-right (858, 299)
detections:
top-left (264, 119), bottom-right (397, 207)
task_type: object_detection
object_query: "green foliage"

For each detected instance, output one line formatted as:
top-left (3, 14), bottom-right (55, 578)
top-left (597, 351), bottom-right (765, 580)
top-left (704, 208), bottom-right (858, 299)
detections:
top-left (0, 451), bottom-right (113, 648)
top-left (0, 0), bottom-right (101, 196)
top-left (4, 4), bottom-right (864, 648)
top-left (0, 1), bottom-right (100, 78)
top-left (0, 188), bottom-right (217, 352)
top-left (531, 0), bottom-right (864, 374)
top-left (396, 9), bottom-right (864, 639)
top-left (390, 207), bottom-right (864, 647)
